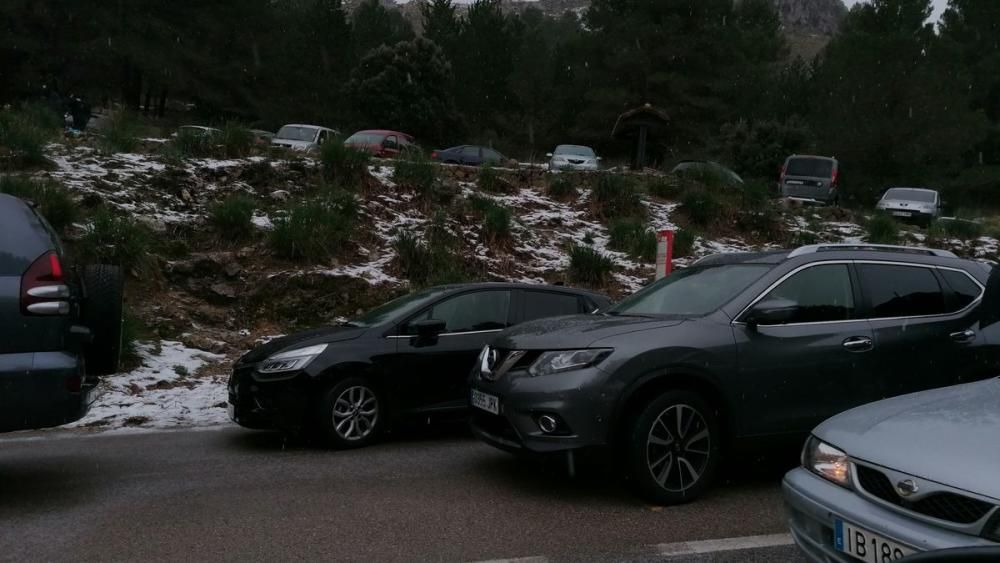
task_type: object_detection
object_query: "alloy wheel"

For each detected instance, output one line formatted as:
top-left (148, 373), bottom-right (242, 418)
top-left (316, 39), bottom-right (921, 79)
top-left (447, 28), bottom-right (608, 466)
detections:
top-left (331, 385), bottom-right (379, 441)
top-left (645, 404), bottom-right (711, 493)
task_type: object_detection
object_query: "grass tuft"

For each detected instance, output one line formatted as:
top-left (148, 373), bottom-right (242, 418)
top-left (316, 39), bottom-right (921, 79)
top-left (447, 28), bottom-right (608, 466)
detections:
top-left (546, 174), bottom-right (578, 200)
top-left (568, 245), bottom-right (614, 287)
top-left (321, 141), bottom-right (372, 188)
top-left (269, 193), bottom-right (358, 261)
top-left (866, 212), bottom-right (899, 245)
top-left (592, 174), bottom-right (645, 220)
top-left (76, 209), bottom-right (156, 274)
top-left (0, 176), bottom-right (79, 232)
top-left (608, 218), bottom-right (656, 262)
top-left (208, 194), bottom-right (256, 240)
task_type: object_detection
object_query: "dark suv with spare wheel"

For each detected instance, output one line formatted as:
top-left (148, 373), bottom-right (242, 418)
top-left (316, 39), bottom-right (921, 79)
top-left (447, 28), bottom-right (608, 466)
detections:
top-left (0, 193), bottom-right (125, 433)
top-left (469, 244), bottom-right (1000, 505)
top-left (228, 283), bottom-right (609, 448)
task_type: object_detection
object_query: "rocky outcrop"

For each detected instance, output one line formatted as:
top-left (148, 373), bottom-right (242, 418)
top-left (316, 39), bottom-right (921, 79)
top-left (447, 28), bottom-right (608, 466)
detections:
top-left (774, 0), bottom-right (848, 36)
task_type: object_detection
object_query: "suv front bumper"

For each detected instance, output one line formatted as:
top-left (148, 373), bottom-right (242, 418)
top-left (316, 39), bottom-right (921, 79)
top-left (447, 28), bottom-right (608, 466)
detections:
top-left (783, 468), bottom-right (994, 562)
top-left (468, 366), bottom-right (613, 454)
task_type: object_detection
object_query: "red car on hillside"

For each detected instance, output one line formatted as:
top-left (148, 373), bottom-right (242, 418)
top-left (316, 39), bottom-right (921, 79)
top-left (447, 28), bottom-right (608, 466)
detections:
top-left (343, 129), bottom-right (417, 158)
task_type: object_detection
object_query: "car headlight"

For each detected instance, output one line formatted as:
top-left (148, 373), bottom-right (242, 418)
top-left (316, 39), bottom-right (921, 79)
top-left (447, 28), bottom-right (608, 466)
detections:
top-left (803, 436), bottom-right (852, 488)
top-left (528, 348), bottom-right (612, 377)
top-left (258, 343), bottom-right (328, 374)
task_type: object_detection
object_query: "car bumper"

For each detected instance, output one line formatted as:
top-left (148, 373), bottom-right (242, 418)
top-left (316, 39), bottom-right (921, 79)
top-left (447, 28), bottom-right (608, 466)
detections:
top-left (0, 351), bottom-right (94, 432)
top-left (781, 186), bottom-right (835, 203)
top-left (783, 468), bottom-right (994, 563)
top-left (549, 162), bottom-right (599, 172)
top-left (468, 367), bottom-right (613, 454)
top-left (876, 206), bottom-right (935, 220)
top-left (228, 366), bottom-right (312, 430)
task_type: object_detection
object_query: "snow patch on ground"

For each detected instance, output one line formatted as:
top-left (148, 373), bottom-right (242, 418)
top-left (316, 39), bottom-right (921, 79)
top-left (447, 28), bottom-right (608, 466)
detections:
top-left (72, 341), bottom-right (229, 430)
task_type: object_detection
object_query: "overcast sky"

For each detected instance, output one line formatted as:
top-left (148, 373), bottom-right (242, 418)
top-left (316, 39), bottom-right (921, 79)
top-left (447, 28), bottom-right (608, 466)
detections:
top-left (843, 0), bottom-right (948, 21)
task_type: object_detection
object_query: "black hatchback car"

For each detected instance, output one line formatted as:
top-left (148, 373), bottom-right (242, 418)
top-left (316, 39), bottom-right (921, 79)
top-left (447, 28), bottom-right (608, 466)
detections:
top-left (0, 193), bottom-right (124, 433)
top-left (229, 282), bottom-right (609, 448)
top-left (469, 244), bottom-right (1000, 505)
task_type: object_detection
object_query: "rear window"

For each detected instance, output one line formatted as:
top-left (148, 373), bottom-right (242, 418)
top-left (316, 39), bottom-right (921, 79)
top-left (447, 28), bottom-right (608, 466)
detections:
top-left (520, 291), bottom-right (583, 322)
top-left (785, 157), bottom-right (834, 178)
top-left (858, 264), bottom-right (946, 318)
top-left (883, 188), bottom-right (936, 203)
top-left (345, 132), bottom-right (384, 145)
top-left (0, 195), bottom-right (55, 275)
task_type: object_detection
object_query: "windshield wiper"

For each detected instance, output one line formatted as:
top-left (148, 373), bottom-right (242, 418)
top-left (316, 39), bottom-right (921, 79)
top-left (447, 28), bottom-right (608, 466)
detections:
top-left (605, 311), bottom-right (657, 319)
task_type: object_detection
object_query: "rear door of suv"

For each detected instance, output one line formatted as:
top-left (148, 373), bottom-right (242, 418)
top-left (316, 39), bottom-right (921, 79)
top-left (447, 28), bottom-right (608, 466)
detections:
top-left (857, 262), bottom-right (984, 396)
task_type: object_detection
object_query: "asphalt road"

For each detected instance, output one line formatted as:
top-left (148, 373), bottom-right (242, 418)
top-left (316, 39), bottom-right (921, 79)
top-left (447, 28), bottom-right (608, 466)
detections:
top-left (0, 424), bottom-right (805, 562)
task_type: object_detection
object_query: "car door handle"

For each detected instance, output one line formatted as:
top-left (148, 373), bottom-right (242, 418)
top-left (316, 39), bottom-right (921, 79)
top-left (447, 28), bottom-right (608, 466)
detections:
top-left (842, 336), bottom-right (873, 352)
top-left (950, 330), bottom-right (976, 344)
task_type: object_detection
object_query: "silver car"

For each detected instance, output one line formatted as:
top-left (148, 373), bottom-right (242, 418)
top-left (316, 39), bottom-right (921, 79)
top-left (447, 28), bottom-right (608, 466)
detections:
top-left (783, 378), bottom-right (1000, 562)
top-left (876, 187), bottom-right (942, 224)
top-left (271, 124), bottom-right (340, 152)
top-left (547, 144), bottom-right (601, 171)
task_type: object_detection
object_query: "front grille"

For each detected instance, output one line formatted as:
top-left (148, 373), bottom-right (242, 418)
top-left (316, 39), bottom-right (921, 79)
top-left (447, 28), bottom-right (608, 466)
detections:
top-left (856, 465), bottom-right (994, 524)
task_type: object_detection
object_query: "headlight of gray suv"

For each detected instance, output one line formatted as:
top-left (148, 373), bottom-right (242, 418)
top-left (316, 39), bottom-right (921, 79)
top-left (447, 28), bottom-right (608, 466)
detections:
top-left (528, 349), bottom-right (612, 377)
top-left (258, 343), bottom-right (328, 374)
top-left (802, 436), bottom-right (852, 489)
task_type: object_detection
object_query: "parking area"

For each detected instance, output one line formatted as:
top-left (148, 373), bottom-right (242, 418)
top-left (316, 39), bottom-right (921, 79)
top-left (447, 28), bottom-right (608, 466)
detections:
top-left (0, 426), bottom-right (803, 562)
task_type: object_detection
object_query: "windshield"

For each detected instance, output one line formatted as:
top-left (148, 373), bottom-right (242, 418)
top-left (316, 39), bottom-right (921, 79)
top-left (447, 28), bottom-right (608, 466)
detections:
top-left (345, 132), bottom-right (385, 145)
top-left (883, 188), bottom-right (936, 203)
top-left (275, 126), bottom-right (318, 142)
top-left (348, 287), bottom-right (449, 327)
top-left (610, 265), bottom-right (771, 317)
top-left (785, 158), bottom-right (834, 178)
top-left (554, 145), bottom-right (595, 157)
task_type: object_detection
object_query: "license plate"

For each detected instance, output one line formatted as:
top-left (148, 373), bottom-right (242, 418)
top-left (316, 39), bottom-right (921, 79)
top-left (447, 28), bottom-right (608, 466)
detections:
top-left (227, 402), bottom-right (237, 422)
top-left (835, 520), bottom-right (915, 563)
top-left (471, 389), bottom-right (499, 415)
top-left (891, 211), bottom-right (911, 217)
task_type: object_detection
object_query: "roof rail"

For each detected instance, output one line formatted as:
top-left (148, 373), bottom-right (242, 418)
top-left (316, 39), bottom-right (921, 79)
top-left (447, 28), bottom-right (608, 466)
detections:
top-left (788, 244), bottom-right (958, 259)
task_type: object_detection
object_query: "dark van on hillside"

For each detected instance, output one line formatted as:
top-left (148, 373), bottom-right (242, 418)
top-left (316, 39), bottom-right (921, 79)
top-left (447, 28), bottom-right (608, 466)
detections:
top-left (780, 155), bottom-right (840, 205)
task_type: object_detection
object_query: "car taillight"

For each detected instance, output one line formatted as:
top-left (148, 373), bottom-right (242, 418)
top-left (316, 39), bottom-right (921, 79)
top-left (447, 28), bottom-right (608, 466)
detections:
top-left (20, 251), bottom-right (70, 316)
top-left (831, 169), bottom-right (839, 187)
top-left (430, 151), bottom-right (438, 160)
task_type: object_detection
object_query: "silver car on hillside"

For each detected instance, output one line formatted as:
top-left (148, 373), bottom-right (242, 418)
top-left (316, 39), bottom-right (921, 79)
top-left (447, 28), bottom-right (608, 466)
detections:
top-left (547, 144), bottom-right (601, 172)
top-left (784, 374), bottom-right (1000, 562)
top-left (876, 187), bottom-right (942, 225)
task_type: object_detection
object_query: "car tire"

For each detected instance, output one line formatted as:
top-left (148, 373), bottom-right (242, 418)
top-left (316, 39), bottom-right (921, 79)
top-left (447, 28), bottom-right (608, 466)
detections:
top-left (81, 264), bottom-right (125, 376)
top-left (317, 377), bottom-right (384, 449)
top-left (625, 390), bottom-right (721, 505)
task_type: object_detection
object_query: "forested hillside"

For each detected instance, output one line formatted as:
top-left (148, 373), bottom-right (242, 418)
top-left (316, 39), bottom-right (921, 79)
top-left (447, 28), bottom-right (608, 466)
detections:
top-left (1, 0), bottom-right (998, 206)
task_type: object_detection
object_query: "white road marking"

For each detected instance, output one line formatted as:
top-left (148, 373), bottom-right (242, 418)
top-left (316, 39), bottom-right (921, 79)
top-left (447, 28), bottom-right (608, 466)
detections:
top-left (656, 533), bottom-right (794, 556)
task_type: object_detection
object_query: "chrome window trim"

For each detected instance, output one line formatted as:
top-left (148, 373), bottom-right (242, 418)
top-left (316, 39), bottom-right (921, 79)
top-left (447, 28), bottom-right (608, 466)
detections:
top-left (732, 260), bottom-right (984, 327)
top-left (385, 329), bottom-right (504, 340)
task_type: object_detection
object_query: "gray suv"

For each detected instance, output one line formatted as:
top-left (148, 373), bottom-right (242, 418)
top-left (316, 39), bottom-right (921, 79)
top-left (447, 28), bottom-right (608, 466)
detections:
top-left (469, 244), bottom-right (998, 505)
top-left (780, 155), bottom-right (840, 205)
top-left (0, 193), bottom-right (124, 433)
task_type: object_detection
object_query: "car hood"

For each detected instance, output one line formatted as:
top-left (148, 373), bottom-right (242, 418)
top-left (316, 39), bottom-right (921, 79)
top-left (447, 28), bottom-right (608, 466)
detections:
top-left (238, 325), bottom-right (367, 365)
top-left (491, 314), bottom-right (685, 350)
top-left (271, 139), bottom-right (314, 150)
top-left (815, 378), bottom-right (1000, 500)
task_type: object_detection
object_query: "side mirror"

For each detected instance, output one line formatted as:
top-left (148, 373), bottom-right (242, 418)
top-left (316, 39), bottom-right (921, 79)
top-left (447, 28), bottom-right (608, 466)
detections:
top-left (745, 298), bottom-right (799, 329)
top-left (596, 156), bottom-right (603, 161)
top-left (546, 152), bottom-right (553, 157)
top-left (412, 319), bottom-right (446, 339)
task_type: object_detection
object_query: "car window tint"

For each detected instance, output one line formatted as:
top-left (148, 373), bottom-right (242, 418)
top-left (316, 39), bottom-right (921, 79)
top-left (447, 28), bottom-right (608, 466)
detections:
top-left (408, 291), bottom-right (511, 334)
top-left (785, 158), bottom-right (834, 178)
top-left (385, 135), bottom-right (398, 148)
top-left (484, 149), bottom-right (502, 162)
top-left (859, 264), bottom-right (946, 318)
top-left (761, 264), bottom-right (855, 323)
top-left (461, 146), bottom-right (479, 157)
top-left (520, 291), bottom-right (581, 323)
top-left (940, 269), bottom-right (982, 311)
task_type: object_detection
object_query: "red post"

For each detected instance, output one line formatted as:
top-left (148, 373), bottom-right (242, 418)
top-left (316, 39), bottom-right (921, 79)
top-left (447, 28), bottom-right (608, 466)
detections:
top-left (656, 230), bottom-right (674, 280)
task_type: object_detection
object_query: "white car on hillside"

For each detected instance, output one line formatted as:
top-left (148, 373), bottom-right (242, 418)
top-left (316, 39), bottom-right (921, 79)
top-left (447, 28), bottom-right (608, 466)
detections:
top-left (547, 144), bottom-right (601, 172)
top-left (271, 124), bottom-right (340, 152)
